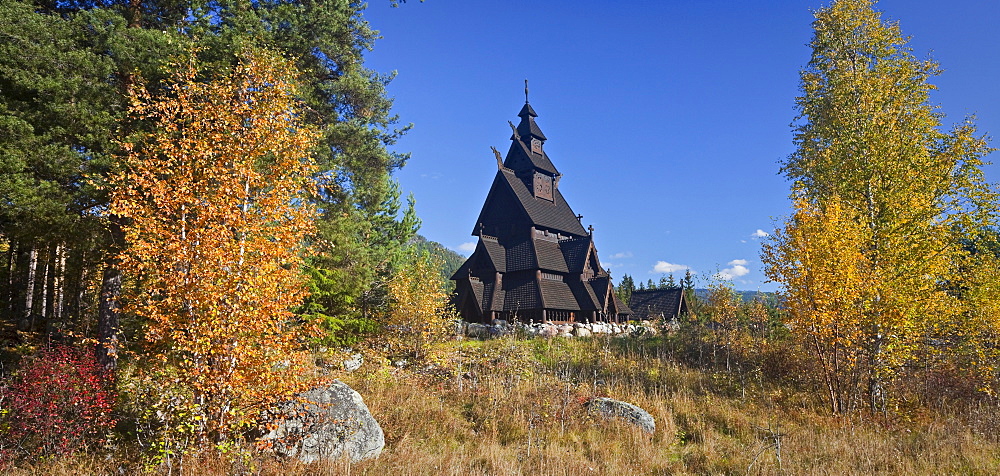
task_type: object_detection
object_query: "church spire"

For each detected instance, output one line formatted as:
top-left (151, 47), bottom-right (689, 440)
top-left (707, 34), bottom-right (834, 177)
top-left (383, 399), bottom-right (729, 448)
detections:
top-left (514, 80), bottom-right (546, 142)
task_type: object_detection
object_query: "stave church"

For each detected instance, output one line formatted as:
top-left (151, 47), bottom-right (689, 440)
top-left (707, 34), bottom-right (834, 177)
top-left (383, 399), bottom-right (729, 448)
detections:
top-left (451, 87), bottom-right (632, 324)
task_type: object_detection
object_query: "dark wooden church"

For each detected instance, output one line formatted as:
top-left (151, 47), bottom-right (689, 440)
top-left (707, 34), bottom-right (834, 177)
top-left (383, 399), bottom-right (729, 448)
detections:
top-left (451, 94), bottom-right (632, 324)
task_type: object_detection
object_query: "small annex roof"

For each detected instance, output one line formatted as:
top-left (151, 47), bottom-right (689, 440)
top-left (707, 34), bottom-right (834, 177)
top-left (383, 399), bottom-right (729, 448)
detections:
top-left (468, 279), bottom-right (485, 311)
top-left (628, 288), bottom-right (685, 320)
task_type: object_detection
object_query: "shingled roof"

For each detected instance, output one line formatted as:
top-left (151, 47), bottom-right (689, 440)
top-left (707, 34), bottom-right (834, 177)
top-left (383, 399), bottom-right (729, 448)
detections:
top-left (628, 288), bottom-right (687, 320)
top-left (516, 103), bottom-right (547, 140)
top-left (560, 236), bottom-right (592, 272)
top-left (539, 279), bottom-right (582, 310)
top-left (479, 237), bottom-right (506, 272)
top-left (505, 137), bottom-right (558, 175)
top-left (504, 169), bottom-right (586, 235)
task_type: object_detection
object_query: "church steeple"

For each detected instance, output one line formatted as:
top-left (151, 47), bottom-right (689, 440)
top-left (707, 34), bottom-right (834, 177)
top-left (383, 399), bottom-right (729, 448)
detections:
top-left (503, 81), bottom-right (558, 176)
top-left (515, 103), bottom-right (547, 142)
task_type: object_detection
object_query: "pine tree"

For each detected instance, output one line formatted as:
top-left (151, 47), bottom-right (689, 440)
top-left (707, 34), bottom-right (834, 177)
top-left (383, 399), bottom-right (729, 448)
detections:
top-left (616, 274), bottom-right (635, 306)
top-left (0, 0), bottom-right (414, 357)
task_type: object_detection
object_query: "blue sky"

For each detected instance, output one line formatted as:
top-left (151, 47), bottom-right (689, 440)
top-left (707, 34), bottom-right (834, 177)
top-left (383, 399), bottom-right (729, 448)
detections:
top-left (361, 0), bottom-right (1000, 292)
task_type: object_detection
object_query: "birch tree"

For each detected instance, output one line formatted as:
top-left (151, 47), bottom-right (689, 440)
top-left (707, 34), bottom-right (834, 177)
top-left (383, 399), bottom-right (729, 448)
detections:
top-left (765, 0), bottom-right (997, 413)
top-left (108, 49), bottom-right (320, 444)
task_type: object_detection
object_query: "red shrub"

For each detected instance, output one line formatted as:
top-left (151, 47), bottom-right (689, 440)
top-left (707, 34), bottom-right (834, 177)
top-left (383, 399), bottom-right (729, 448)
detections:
top-left (3, 344), bottom-right (117, 456)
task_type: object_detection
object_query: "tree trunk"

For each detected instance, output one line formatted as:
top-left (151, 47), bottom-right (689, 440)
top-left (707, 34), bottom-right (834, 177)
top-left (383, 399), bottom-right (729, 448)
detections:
top-left (41, 244), bottom-right (55, 332)
top-left (1, 242), bottom-right (14, 322)
top-left (97, 261), bottom-right (121, 371)
top-left (97, 220), bottom-right (124, 371)
top-left (54, 244), bottom-right (66, 329)
top-left (20, 247), bottom-right (38, 331)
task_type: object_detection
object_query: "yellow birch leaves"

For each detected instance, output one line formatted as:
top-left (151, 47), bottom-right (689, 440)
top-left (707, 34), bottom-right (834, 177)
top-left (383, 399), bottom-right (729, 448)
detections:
top-left (766, 0), bottom-right (998, 413)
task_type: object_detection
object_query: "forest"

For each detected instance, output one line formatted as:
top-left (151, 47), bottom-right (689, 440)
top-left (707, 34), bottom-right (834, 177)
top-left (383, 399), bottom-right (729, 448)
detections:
top-left (2, 0), bottom-right (1000, 474)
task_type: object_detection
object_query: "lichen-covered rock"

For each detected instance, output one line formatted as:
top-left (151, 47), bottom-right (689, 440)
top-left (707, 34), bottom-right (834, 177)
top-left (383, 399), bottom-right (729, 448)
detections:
top-left (539, 324), bottom-right (559, 337)
top-left (263, 380), bottom-right (384, 463)
top-left (342, 353), bottom-right (364, 373)
top-left (586, 397), bottom-right (655, 434)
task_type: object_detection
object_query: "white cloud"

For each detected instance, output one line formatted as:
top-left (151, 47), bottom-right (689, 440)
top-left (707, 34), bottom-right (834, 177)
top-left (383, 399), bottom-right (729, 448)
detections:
top-left (652, 261), bottom-right (690, 274)
top-left (455, 242), bottom-right (477, 256)
top-left (714, 259), bottom-right (750, 280)
top-left (751, 229), bottom-right (770, 239)
top-left (610, 251), bottom-right (633, 259)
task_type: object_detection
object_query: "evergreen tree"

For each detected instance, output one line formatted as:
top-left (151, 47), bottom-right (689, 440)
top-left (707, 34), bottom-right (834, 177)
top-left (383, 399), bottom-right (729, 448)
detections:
top-left (682, 269), bottom-right (695, 289)
top-left (681, 269), bottom-right (697, 312)
top-left (0, 0), bottom-right (414, 353)
top-left (666, 273), bottom-right (677, 288)
top-left (616, 273), bottom-right (635, 306)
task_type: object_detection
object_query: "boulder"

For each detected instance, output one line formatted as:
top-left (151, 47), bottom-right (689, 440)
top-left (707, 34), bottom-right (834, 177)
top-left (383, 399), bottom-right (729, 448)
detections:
top-left (586, 397), bottom-right (655, 434)
top-left (263, 380), bottom-right (385, 463)
top-left (342, 353), bottom-right (364, 373)
top-left (572, 327), bottom-right (592, 337)
top-left (539, 324), bottom-right (559, 337)
top-left (467, 323), bottom-right (489, 339)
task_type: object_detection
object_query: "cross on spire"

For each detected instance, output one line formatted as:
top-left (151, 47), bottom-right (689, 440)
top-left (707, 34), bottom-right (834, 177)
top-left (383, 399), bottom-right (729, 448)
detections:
top-left (524, 79), bottom-right (529, 104)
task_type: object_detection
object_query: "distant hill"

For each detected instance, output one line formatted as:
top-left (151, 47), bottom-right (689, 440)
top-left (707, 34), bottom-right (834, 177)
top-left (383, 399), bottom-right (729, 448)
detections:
top-left (408, 235), bottom-right (466, 291)
top-left (690, 288), bottom-right (779, 304)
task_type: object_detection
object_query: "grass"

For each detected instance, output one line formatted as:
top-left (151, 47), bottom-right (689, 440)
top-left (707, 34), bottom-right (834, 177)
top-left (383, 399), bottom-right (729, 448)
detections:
top-left (339, 336), bottom-right (1000, 475)
top-left (5, 334), bottom-right (1000, 474)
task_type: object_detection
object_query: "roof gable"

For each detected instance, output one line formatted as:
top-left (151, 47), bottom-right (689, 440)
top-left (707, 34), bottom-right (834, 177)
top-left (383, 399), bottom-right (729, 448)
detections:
top-left (472, 171), bottom-right (532, 236)
top-left (478, 237), bottom-right (506, 272)
top-left (500, 169), bottom-right (587, 236)
top-left (504, 138), bottom-right (558, 175)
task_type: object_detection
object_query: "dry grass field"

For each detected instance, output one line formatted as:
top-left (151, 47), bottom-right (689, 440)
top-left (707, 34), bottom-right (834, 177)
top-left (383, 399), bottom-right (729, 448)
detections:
top-left (6, 335), bottom-right (1000, 475)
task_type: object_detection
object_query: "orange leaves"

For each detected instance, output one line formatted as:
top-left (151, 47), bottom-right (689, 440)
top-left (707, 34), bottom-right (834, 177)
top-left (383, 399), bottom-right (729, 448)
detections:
top-left (108, 49), bottom-right (321, 444)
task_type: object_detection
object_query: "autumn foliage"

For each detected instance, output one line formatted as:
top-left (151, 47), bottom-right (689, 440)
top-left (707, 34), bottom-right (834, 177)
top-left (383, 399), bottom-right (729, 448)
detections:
top-left (108, 49), bottom-right (321, 444)
top-left (384, 250), bottom-right (455, 360)
top-left (3, 345), bottom-right (116, 457)
top-left (765, 0), bottom-right (1000, 414)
